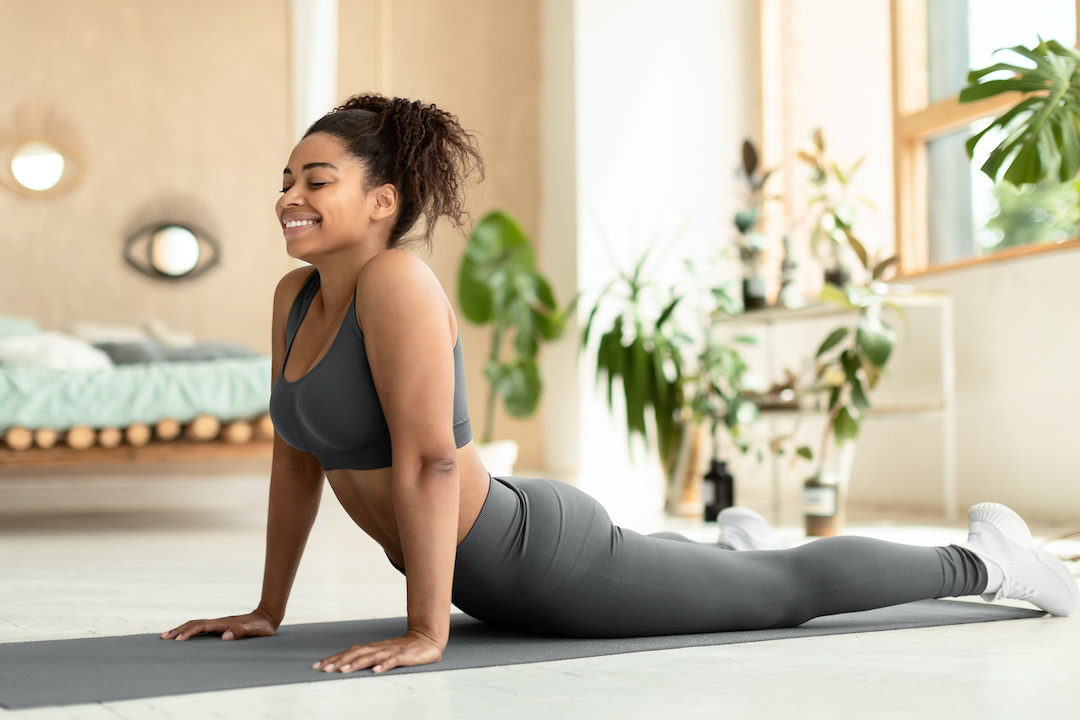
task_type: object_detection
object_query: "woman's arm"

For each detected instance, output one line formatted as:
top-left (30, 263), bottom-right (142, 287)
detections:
top-left (392, 459), bottom-right (459, 647)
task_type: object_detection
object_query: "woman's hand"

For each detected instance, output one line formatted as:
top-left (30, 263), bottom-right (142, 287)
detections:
top-left (160, 607), bottom-right (280, 641)
top-left (312, 628), bottom-right (444, 674)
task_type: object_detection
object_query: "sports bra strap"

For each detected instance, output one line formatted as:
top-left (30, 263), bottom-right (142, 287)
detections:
top-left (284, 269), bottom-right (321, 359)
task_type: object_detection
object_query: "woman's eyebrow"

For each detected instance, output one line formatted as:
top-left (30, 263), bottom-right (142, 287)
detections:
top-left (282, 162), bottom-right (340, 175)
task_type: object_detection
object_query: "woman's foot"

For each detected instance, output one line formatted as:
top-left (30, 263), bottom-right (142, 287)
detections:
top-left (717, 507), bottom-right (786, 551)
top-left (959, 502), bottom-right (1078, 617)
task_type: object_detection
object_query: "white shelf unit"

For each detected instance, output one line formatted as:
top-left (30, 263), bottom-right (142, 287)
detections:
top-left (714, 292), bottom-right (958, 521)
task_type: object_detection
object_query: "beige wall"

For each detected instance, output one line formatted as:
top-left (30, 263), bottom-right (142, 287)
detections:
top-left (0, 0), bottom-right (293, 349)
top-left (338, 0), bottom-right (542, 466)
top-left (2, 0), bottom-right (543, 470)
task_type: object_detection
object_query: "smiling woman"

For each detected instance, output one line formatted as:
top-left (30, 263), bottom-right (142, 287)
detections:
top-left (161, 91), bottom-right (1079, 680)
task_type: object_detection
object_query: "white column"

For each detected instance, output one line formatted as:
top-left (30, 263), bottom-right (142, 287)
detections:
top-left (289, 0), bottom-right (339, 145)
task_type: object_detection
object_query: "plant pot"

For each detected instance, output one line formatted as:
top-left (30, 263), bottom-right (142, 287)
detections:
top-left (802, 439), bottom-right (856, 536)
top-left (474, 439), bottom-right (519, 478)
top-left (664, 415), bottom-right (708, 517)
top-left (803, 472), bottom-right (845, 536)
top-left (742, 276), bottom-right (768, 311)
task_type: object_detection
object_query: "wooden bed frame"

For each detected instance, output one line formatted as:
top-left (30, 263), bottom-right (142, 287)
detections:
top-left (0, 413), bottom-right (274, 468)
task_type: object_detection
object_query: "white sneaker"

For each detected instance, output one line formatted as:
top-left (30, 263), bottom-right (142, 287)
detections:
top-left (717, 507), bottom-right (786, 551)
top-left (959, 502), bottom-right (1079, 617)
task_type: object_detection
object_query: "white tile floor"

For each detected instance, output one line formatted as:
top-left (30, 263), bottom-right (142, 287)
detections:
top-left (1, 467), bottom-right (1078, 719)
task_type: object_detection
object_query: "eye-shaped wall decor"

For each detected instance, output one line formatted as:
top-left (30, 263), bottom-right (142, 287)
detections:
top-left (123, 195), bottom-right (222, 281)
top-left (0, 103), bottom-right (86, 197)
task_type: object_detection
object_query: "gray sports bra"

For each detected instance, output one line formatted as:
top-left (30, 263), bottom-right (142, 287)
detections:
top-left (269, 268), bottom-right (472, 470)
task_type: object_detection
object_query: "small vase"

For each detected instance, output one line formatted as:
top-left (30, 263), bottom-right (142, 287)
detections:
top-left (742, 276), bottom-right (768, 311)
top-left (823, 266), bottom-right (850, 288)
top-left (665, 417), bottom-right (707, 517)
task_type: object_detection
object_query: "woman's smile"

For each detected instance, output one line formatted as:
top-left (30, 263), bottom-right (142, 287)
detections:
top-left (284, 219), bottom-right (321, 237)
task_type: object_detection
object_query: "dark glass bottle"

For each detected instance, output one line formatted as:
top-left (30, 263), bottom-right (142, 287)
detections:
top-left (703, 458), bottom-right (734, 522)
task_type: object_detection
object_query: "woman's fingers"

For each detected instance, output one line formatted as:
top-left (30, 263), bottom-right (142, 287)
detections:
top-left (161, 621), bottom-right (214, 640)
top-left (318, 650), bottom-right (390, 673)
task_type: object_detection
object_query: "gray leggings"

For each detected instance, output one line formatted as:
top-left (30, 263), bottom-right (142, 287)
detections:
top-left (385, 473), bottom-right (988, 638)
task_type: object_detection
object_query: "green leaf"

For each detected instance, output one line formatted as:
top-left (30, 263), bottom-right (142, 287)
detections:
top-left (834, 406), bottom-right (860, 442)
top-left (960, 40), bottom-right (1080, 185)
top-left (816, 327), bottom-right (849, 358)
top-left (851, 376), bottom-right (870, 412)
top-left (872, 256), bottom-right (898, 280)
top-left (845, 232), bottom-right (870, 270)
top-left (735, 208), bottom-right (759, 234)
top-left (733, 334), bottom-right (758, 345)
top-left (841, 348), bottom-right (861, 381)
top-left (856, 313), bottom-right (897, 368)
top-left (796, 445), bottom-right (814, 460)
top-left (742, 139), bottom-right (759, 176)
top-left (656, 296), bottom-right (681, 327)
top-left (820, 283), bottom-right (852, 307)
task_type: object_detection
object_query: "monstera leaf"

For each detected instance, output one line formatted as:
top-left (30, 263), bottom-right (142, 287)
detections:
top-left (960, 38), bottom-right (1080, 186)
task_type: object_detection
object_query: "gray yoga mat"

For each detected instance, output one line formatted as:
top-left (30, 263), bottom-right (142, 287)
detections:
top-left (0, 599), bottom-right (1045, 710)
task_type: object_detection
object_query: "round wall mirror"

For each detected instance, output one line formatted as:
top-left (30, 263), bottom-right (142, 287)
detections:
top-left (123, 196), bottom-right (221, 282)
top-left (150, 225), bottom-right (201, 277)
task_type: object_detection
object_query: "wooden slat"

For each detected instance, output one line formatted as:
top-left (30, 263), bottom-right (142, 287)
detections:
top-left (894, 237), bottom-right (1080, 279)
top-left (0, 437), bottom-right (272, 468)
top-left (896, 93), bottom-right (1024, 140)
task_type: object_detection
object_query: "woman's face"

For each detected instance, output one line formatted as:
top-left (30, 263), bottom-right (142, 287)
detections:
top-left (276, 132), bottom-right (396, 258)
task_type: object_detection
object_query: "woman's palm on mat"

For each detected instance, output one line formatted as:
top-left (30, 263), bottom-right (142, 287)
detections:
top-left (160, 607), bottom-right (279, 641)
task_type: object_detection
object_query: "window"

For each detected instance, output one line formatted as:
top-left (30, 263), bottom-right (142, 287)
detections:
top-left (892, 0), bottom-right (1080, 276)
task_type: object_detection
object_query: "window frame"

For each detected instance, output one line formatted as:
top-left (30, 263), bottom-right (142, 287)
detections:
top-left (890, 0), bottom-right (1080, 278)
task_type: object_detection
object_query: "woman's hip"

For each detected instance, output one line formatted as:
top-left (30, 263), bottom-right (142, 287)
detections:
top-left (447, 473), bottom-right (612, 628)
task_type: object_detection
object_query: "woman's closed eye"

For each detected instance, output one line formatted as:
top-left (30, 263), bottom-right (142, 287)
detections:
top-left (279, 183), bottom-right (327, 193)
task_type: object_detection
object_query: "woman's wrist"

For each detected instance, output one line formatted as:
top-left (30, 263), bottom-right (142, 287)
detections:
top-left (255, 604), bottom-right (282, 626)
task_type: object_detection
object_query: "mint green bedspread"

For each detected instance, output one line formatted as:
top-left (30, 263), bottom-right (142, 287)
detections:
top-left (0, 357), bottom-right (272, 432)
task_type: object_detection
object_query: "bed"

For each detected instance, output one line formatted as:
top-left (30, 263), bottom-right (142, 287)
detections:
top-left (0, 314), bottom-right (274, 468)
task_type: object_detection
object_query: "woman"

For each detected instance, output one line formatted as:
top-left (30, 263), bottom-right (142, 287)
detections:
top-left (161, 93), bottom-right (1078, 675)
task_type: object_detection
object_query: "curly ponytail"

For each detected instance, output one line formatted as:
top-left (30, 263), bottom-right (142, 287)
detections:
top-left (303, 92), bottom-right (486, 255)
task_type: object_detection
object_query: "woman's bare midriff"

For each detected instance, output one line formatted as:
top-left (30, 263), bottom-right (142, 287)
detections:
top-left (324, 440), bottom-right (490, 572)
top-left (283, 278), bottom-right (489, 573)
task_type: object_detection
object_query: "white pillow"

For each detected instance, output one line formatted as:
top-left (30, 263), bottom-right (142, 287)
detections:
top-left (0, 331), bottom-right (114, 370)
top-left (67, 320), bottom-right (152, 344)
top-left (144, 317), bottom-right (196, 348)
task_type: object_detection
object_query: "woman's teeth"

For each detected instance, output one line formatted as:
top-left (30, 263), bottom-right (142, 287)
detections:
top-left (285, 220), bottom-right (320, 228)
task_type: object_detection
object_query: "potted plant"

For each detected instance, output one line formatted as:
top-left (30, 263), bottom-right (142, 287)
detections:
top-left (771, 267), bottom-right (909, 536)
top-left (458, 210), bottom-right (581, 476)
top-left (579, 228), bottom-right (762, 516)
top-left (734, 139), bottom-right (775, 310)
top-left (797, 128), bottom-right (877, 287)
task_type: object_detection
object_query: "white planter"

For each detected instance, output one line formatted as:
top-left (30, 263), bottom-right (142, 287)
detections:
top-left (475, 439), bottom-right (519, 477)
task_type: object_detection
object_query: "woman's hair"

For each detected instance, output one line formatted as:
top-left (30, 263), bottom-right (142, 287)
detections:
top-left (303, 92), bottom-right (486, 255)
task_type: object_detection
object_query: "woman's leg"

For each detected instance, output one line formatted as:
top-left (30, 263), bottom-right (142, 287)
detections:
top-left (518, 478), bottom-right (987, 638)
top-left (648, 530), bottom-right (737, 551)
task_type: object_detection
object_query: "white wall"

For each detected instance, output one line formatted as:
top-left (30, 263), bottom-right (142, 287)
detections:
top-left (538, 0), bottom-right (761, 516)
